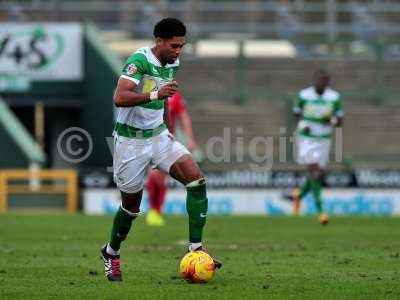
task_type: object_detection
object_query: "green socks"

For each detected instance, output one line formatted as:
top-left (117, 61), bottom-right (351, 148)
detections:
top-left (299, 178), bottom-right (311, 198)
top-left (186, 181), bottom-right (208, 243)
top-left (310, 179), bottom-right (323, 213)
top-left (109, 206), bottom-right (138, 251)
top-left (299, 177), bottom-right (323, 213)
top-left (108, 180), bottom-right (209, 253)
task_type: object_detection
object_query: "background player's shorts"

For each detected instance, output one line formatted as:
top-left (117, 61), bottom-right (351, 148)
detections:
top-left (113, 130), bottom-right (190, 193)
top-left (296, 135), bottom-right (331, 167)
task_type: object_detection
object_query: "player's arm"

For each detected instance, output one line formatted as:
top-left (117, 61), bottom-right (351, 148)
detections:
top-left (114, 54), bottom-right (177, 107)
top-left (113, 79), bottom-right (177, 107)
top-left (330, 115), bottom-right (343, 127)
top-left (331, 97), bottom-right (344, 127)
top-left (178, 110), bottom-right (197, 151)
top-left (163, 97), bottom-right (172, 132)
top-left (293, 94), bottom-right (304, 122)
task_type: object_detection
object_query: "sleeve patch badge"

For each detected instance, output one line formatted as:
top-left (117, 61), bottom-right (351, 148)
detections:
top-left (126, 64), bottom-right (138, 75)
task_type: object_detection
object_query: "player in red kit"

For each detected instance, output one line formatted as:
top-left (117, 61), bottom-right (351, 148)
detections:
top-left (145, 91), bottom-right (198, 226)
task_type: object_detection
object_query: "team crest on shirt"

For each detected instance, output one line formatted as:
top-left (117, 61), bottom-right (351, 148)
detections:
top-left (126, 64), bottom-right (137, 74)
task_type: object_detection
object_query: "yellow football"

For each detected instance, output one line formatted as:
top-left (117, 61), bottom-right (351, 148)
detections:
top-left (319, 213), bottom-right (329, 225)
top-left (179, 251), bottom-right (216, 283)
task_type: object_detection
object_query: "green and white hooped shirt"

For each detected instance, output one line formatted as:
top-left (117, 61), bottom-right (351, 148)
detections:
top-left (115, 46), bottom-right (179, 137)
top-left (294, 87), bottom-right (343, 139)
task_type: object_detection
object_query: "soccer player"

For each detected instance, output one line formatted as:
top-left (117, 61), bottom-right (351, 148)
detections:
top-left (145, 90), bottom-right (198, 226)
top-left (289, 69), bottom-right (343, 224)
top-left (100, 18), bottom-right (221, 282)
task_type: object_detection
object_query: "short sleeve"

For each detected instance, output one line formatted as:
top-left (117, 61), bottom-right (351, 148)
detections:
top-left (120, 53), bottom-right (147, 85)
top-left (293, 94), bottom-right (304, 114)
top-left (334, 97), bottom-right (344, 117)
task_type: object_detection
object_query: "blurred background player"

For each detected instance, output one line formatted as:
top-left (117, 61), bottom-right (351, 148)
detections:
top-left (145, 90), bottom-right (198, 226)
top-left (288, 69), bottom-right (343, 224)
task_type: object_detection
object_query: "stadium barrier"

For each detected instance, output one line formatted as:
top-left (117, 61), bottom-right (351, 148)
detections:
top-left (0, 169), bottom-right (78, 213)
top-left (83, 188), bottom-right (400, 216)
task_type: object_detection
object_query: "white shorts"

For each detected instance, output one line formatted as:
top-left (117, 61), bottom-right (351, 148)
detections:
top-left (113, 130), bottom-right (190, 193)
top-left (296, 136), bottom-right (331, 168)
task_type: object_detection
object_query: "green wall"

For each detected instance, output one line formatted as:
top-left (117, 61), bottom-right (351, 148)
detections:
top-left (0, 125), bottom-right (29, 168)
top-left (80, 23), bottom-right (122, 169)
top-left (0, 23), bottom-right (121, 169)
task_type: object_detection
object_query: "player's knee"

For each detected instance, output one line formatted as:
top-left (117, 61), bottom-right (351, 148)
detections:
top-left (120, 191), bottom-right (142, 214)
top-left (186, 177), bottom-right (206, 188)
top-left (310, 170), bottom-right (323, 181)
top-left (121, 203), bottom-right (140, 215)
top-left (308, 164), bottom-right (322, 180)
top-left (185, 171), bottom-right (204, 186)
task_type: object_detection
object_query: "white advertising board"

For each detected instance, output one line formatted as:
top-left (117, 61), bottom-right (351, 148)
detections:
top-left (83, 189), bottom-right (400, 216)
top-left (0, 23), bottom-right (82, 80)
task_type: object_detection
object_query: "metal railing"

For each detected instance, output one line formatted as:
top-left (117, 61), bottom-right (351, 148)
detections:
top-left (2, 0), bottom-right (400, 39)
top-left (0, 169), bottom-right (78, 213)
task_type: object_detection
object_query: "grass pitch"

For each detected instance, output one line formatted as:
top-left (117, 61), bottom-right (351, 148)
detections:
top-left (1, 214), bottom-right (399, 299)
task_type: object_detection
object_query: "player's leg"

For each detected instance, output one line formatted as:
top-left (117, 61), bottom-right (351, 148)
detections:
top-left (290, 135), bottom-right (313, 214)
top-left (153, 132), bottom-right (221, 268)
top-left (108, 191), bottom-right (142, 254)
top-left (295, 135), bottom-right (329, 220)
top-left (295, 178), bottom-right (313, 214)
top-left (168, 155), bottom-right (221, 268)
top-left (312, 138), bottom-right (331, 224)
top-left (299, 177), bottom-right (312, 199)
top-left (101, 191), bottom-right (142, 282)
top-left (169, 155), bottom-right (207, 250)
top-left (145, 169), bottom-right (167, 226)
top-left (308, 163), bottom-right (329, 224)
top-left (152, 132), bottom-right (206, 250)
top-left (101, 136), bottom-right (150, 281)
top-left (308, 163), bottom-right (323, 213)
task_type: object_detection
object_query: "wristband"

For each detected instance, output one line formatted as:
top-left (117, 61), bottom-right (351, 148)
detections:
top-left (150, 91), bottom-right (158, 101)
top-left (330, 116), bottom-right (338, 126)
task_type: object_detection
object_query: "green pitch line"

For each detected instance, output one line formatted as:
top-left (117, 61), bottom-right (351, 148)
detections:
top-left (0, 214), bottom-right (399, 299)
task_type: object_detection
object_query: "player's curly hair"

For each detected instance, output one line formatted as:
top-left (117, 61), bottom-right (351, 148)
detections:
top-left (153, 18), bottom-right (186, 39)
top-left (313, 69), bottom-right (330, 79)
